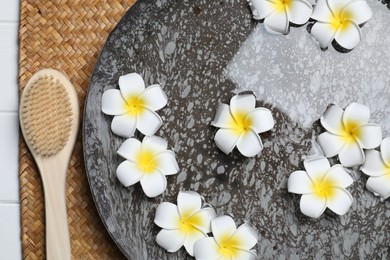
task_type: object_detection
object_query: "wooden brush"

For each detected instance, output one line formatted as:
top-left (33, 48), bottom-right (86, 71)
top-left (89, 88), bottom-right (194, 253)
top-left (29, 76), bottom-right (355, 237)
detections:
top-left (19, 69), bottom-right (79, 260)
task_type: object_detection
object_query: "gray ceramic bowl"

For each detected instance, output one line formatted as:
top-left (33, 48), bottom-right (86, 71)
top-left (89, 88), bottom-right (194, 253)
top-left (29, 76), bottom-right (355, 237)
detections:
top-left (84, 0), bottom-right (390, 259)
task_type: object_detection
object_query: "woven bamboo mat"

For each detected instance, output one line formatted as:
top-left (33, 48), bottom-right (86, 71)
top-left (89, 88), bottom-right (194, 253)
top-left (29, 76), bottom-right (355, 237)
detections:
top-left (18, 0), bottom-right (136, 258)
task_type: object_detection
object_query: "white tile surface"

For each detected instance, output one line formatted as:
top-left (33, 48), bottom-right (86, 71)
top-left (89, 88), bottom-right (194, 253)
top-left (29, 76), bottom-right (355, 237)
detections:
top-left (0, 204), bottom-right (22, 259)
top-left (0, 23), bottom-right (18, 50)
top-left (0, 1), bottom-right (21, 259)
top-left (0, 51), bottom-right (18, 111)
top-left (0, 112), bottom-right (19, 202)
top-left (0, 1), bottom-right (19, 22)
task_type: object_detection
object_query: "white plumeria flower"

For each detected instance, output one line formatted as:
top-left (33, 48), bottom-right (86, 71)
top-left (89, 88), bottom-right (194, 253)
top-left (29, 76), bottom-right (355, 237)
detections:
top-left (154, 191), bottom-right (216, 256)
top-left (317, 103), bottom-right (382, 167)
top-left (361, 137), bottom-right (390, 200)
top-left (212, 93), bottom-right (274, 157)
top-left (288, 157), bottom-right (354, 218)
top-left (310, 0), bottom-right (373, 50)
top-left (102, 72), bottom-right (168, 138)
top-left (116, 136), bottom-right (179, 198)
top-left (194, 215), bottom-right (258, 260)
top-left (250, 0), bottom-right (313, 35)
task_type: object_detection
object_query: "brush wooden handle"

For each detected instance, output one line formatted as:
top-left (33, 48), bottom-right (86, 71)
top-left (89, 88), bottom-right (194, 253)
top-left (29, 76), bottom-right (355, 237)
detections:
top-left (39, 159), bottom-right (71, 260)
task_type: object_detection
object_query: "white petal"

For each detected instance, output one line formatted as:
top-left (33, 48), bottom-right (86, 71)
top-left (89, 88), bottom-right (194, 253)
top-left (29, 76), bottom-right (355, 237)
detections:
top-left (211, 216), bottom-right (237, 245)
top-left (342, 0), bottom-right (373, 25)
top-left (156, 229), bottom-right (185, 253)
top-left (287, 0), bottom-right (313, 25)
top-left (303, 157), bottom-right (331, 181)
top-left (381, 137), bottom-right (390, 167)
top-left (324, 165), bottom-right (353, 188)
top-left (300, 194), bottom-right (327, 218)
top-left (212, 103), bottom-right (235, 129)
top-left (194, 237), bottom-right (221, 260)
top-left (230, 224), bottom-right (258, 250)
top-left (136, 109), bottom-right (163, 136)
top-left (327, 0), bottom-right (354, 11)
top-left (214, 129), bottom-right (241, 154)
top-left (139, 84), bottom-right (168, 111)
top-left (343, 102), bottom-right (370, 127)
top-left (140, 171), bottom-right (167, 198)
top-left (288, 170), bottom-right (313, 194)
top-left (111, 114), bottom-right (137, 138)
top-left (142, 135), bottom-right (168, 154)
top-left (234, 250), bottom-right (257, 260)
top-left (118, 73), bottom-right (145, 99)
top-left (116, 161), bottom-right (143, 187)
top-left (334, 21), bottom-right (362, 50)
top-left (156, 151), bottom-right (179, 175)
top-left (184, 229), bottom-right (208, 256)
top-left (356, 124), bottom-right (382, 149)
top-left (246, 108), bottom-right (274, 134)
top-left (327, 188), bottom-right (353, 215)
top-left (338, 142), bottom-right (365, 167)
top-left (366, 175), bottom-right (390, 200)
top-left (264, 10), bottom-right (289, 35)
top-left (320, 104), bottom-right (344, 135)
top-left (117, 138), bottom-right (141, 162)
top-left (102, 89), bottom-right (127, 115)
top-left (237, 130), bottom-right (263, 157)
top-left (189, 208), bottom-right (217, 233)
top-left (154, 202), bottom-right (180, 229)
top-left (361, 150), bottom-right (389, 177)
top-left (317, 132), bottom-right (346, 157)
top-left (230, 94), bottom-right (256, 116)
top-left (177, 191), bottom-right (202, 218)
top-left (251, 0), bottom-right (275, 19)
top-left (310, 22), bottom-right (337, 48)
top-left (311, 0), bottom-right (333, 22)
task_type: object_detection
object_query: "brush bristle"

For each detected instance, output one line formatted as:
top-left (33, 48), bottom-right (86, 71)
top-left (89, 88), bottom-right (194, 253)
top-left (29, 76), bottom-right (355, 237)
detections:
top-left (22, 75), bottom-right (73, 156)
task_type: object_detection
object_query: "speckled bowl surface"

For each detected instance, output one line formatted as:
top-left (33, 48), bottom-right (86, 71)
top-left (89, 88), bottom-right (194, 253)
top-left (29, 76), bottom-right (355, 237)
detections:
top-left (83, 0), bottom-right (390, 259)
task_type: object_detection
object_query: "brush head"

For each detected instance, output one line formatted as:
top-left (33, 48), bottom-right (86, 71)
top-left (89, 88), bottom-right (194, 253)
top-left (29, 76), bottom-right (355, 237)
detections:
top-left (21, 74), bottom-right (73, 156)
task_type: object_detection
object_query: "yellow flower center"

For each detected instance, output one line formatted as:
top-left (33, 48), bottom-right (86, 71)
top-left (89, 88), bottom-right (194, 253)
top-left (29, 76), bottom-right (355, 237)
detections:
top-left (229, 111), bottom-right (252, 135)
top-left (124, 95), bottom-right (145, 116)
top-left (217, 232), bottom-right (240, 258)
top-left (329, 9), bottom-right (352, 32)
top-left (311, 176), bottom-right (336, 199)
top-left (177, 210), bottom-right (202, 235)
top-left (272, 0), bottom-right (292, 13)
top-left (135, 149), bottom-right (157, 173)
top-left (341, 121), bottom-right (360, 143)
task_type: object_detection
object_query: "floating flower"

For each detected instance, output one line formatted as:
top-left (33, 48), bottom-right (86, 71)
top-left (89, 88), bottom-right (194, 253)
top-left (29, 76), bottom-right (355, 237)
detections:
top-left (310, 0), bottom-right (373, 50)
top-left (102, 72), bottom-right (168, 138)
top-left (249, 0), bottom-right (313, 35)
top-left (361, 137), bottom-right (390, 200)
top-left (194, 215), bottom-right (258, 260)
top-left (116, 136), bottom-right (179, 198)
top-left (154, 191), bottom-right (216, 256)
top-left (317, 103), bottom-right (382, 167)
top-left (288, 157), bottom-right (354, 218)
top-left (212, 93), bottom-right (274, 157)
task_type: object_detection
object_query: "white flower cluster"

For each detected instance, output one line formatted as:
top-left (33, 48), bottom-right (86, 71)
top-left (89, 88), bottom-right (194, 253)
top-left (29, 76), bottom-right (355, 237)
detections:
top-left (154, 191), bottom-right (259, 259)
top-left (249, 0), bottom-right (373, 50)
top-left (289, 102), bottom-right (388, 218)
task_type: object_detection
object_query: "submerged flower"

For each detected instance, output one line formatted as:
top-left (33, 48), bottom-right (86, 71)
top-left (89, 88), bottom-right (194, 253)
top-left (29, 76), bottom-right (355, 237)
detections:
top-left (310, 0), bottom-right (373, 50)
top-left (288, 157), bottom-right (354, 218)
top-left (116, 136), bottom-right (179, 198)
top-left (194, 215), bottom-right (258, 260)
top-left (250, 0), bottom-right (313, 35)
top-left (102, 72), bottom-right (168, 138)
top-left (317, 103), bottom-right (382, 167)
top-left (212, 93), bottom-right (274, 157)
top-left (154, 191), bottom-right (216, 256)
top-left (361, 137), bottom-right (390, 200)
